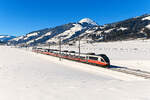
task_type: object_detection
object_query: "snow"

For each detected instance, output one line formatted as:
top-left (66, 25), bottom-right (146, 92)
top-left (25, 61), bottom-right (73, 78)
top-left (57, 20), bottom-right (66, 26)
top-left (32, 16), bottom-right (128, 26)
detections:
top-left (96, 31), bottom-right (103, 35)
top-left (35, 36), bottom-right (43, 41)
top-left (12, 36), bottom-right (24, 41)
top-left (0, 46), bottom-right (150, 100)
top-left (36, 32), bottom-right (52, 41)
top-left (10, 32), bottom-right (39, 42)
top-left (117, 27), bottom-right (128, 31)
top-left (46, 24), bottom-right (83, 43)
top-left (142, 16), bottom-right (150, 20)
top-left (44, 32), bottom-right (52, 36)
top-left (26, 39), bottom-right (34, 44)
top-left (26, 32), bottom-right (38, 37)
top-left (79, 29), bottom-right (95, 39)
top-left (79, 18), bottom-right (98, 26)
top-left (0, 35), bottom-right (10, 38)
top-left (146, 24), bottom-right (150, 29)
top-left (104, 28), bottom-right (115, 33)
top-left (85, 29), bottom-right (95, 34)
top-left (99, 26), bottom-right (105, 29)
top-left (24, 32), bottom-right (38, 40)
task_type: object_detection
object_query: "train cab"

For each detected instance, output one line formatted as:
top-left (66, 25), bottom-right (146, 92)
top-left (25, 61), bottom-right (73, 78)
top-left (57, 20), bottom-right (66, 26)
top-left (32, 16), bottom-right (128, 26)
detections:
top-left (86, 53), bottom-right (110, 67)
top-left (96, 54), bottom-right (110, 66)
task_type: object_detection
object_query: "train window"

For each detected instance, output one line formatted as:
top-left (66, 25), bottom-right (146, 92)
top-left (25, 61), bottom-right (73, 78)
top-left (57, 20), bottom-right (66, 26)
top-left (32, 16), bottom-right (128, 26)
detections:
top-left (80, 56), bottom-right (85, 59)
top-left (89, 56), bottom-right (98, 60)
top-left (75, 56), bottom-right (79, 58)
top-left (101, 58), bottom-right (105, 62)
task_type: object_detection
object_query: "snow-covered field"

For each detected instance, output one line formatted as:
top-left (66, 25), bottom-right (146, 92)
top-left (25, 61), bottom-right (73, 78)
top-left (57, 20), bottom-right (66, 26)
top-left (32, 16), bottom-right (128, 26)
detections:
top-left (0, 45), bottom-right (150, 100)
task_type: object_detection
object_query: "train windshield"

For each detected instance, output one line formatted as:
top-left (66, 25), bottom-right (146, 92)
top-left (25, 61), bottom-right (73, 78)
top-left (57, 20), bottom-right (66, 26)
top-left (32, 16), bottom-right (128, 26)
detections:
top-left (100, 58), bottom-right (105, 62)
top-left (100, 55), bottom-right (110, 63)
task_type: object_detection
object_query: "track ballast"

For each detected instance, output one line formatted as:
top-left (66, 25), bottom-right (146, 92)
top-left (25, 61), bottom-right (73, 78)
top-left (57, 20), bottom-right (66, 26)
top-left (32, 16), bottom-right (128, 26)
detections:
top-left (109, 67), bottom-right (150, 79)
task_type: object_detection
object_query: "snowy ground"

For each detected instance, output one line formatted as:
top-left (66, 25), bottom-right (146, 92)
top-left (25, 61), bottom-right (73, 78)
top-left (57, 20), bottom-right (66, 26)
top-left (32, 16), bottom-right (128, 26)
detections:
top-left (0, 45), bottom-right (150, 100)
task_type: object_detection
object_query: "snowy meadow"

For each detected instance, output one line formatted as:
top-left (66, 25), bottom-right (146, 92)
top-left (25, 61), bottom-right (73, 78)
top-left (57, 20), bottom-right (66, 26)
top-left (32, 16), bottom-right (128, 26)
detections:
top-left (0, 39), bottom-right (150, 100)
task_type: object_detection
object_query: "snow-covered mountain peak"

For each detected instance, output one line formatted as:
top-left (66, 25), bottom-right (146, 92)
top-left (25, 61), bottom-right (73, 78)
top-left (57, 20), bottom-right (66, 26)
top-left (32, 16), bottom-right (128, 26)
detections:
top-left (79, 18), bottom-right (98, 26)
top-left (0, 35), bottom-right (16, 42)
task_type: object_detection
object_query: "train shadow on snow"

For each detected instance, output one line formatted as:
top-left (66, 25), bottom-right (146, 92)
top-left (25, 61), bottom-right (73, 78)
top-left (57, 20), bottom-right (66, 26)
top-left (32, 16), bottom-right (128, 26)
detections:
top-left (109, 65), bottom-right (126, 69)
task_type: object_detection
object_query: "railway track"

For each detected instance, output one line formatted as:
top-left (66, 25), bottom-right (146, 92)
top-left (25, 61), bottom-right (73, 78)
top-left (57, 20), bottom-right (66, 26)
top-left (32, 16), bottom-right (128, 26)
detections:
top-left (32, 50), bottom-right (150, 79)
top-left (109, 67), bottom-right (150, 79)
top-left (44, 54), bottom-right (150, 79)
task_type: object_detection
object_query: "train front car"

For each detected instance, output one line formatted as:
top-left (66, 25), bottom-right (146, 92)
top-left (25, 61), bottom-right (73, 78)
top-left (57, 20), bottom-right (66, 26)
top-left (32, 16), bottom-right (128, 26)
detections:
top-left (96, 54), bottom-right (110, 67)
top-left (84, 53), bottom-right (110, 67)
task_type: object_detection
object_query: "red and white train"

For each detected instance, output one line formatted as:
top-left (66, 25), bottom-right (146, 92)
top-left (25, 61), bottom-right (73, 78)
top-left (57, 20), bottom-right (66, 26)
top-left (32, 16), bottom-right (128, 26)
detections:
top-left (32, 47), bottom-right (110, 67)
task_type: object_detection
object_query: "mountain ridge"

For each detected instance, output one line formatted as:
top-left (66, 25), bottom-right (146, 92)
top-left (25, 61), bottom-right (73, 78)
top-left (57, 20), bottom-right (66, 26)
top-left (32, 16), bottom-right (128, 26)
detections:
top-left (9, 15), bottom-right (150, 46)
top-left (0, 35), bottom-right (16, 42)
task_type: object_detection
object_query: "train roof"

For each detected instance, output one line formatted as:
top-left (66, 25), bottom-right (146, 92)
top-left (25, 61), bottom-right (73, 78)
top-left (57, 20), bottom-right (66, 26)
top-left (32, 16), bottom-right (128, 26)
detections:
top-left (62, 50), bottom-right (68, 52)
top-left (86, 53), bottom-right (95, 55)
top-left (53, 49), bottom-right (59, 51)
top-left (96, 54), bottom-right (107, 56)
top-left (69, 51), bottom-right (76, 53)
top-left (45, 49), bottom-right (51, 50)
top-left (35, 48), bottom-right (108, 58)
top-left (37, 48), bottom-right (43, 49)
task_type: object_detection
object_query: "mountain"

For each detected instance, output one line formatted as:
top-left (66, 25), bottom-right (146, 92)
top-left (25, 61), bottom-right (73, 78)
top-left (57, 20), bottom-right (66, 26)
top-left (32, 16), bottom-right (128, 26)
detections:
top-left (76, 14), bottom-right (150, 43)
top-left (84, 14), bottom-right (150, 42)
top-left (9, 14), bottom-right (150, 46)
top-left (9, 18), bottom-right (98, 45)
top-left (0, 35), bottom-right (16, 42)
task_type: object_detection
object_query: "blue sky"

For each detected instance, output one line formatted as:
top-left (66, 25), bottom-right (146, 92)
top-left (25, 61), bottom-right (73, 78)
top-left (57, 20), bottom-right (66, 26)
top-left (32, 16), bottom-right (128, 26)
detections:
top-left (0, 0), bottom-right (150, 36)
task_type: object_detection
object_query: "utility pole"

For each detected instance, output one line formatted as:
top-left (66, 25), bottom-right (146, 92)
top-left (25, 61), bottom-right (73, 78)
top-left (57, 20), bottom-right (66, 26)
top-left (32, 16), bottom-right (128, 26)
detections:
top-left (59, 37), bottom-right (61, 61)
top-left (25, 41), bottom-right (28, 50)
top-left (48, 42), bottom-right (50, 49)
top-left (78, 36), bottom-right (80, 57)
